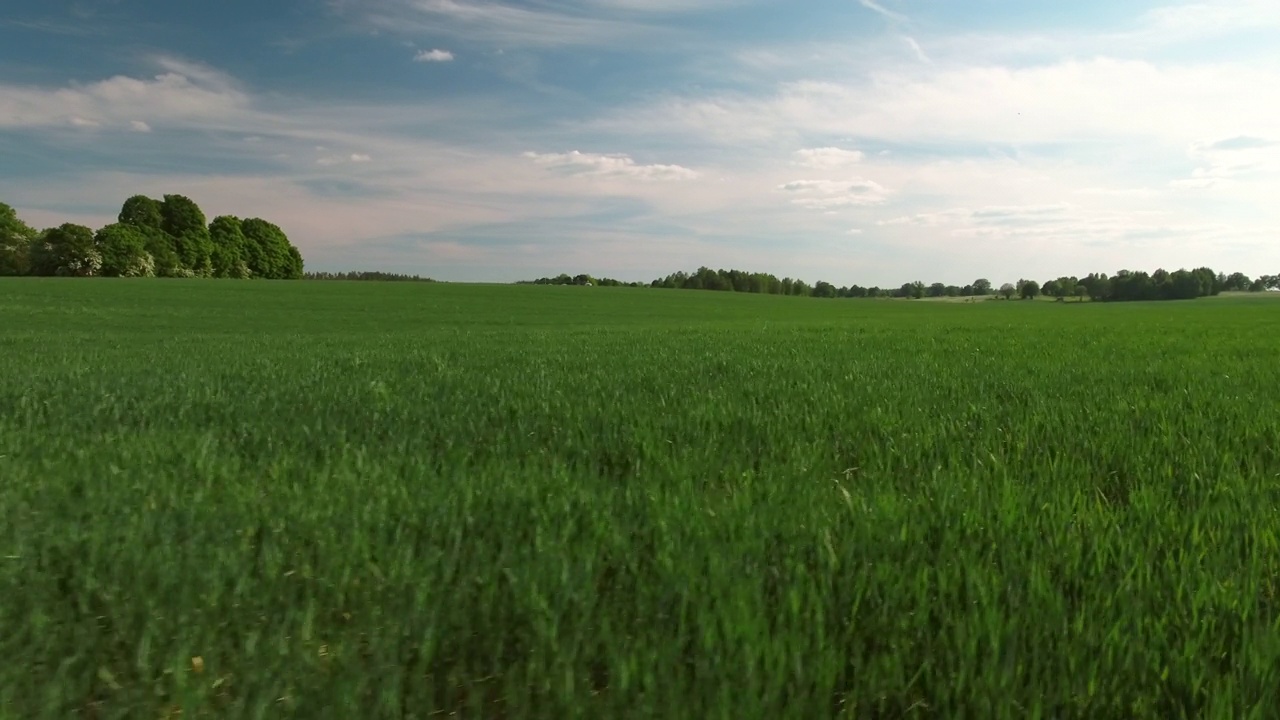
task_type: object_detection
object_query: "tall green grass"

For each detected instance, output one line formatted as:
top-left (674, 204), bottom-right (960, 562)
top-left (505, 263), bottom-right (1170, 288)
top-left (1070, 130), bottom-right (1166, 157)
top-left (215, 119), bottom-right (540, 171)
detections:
top-left (2, 279), bottom-right (1279, 718)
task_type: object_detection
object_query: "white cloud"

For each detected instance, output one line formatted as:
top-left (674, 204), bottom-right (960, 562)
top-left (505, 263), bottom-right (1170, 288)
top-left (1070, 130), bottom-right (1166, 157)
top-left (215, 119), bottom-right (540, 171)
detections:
top-left (523, 150), bottom-right (698, 180)
top-left (353, 0), bottom-right (653, 48)
top-left (414, 48), bottom-right (455, 62)
top-left (347, 0), bottom-right (759, 50)
top-left (1135, 0), bottom-right (1280, 42)
top-left (1173, 134), bottom-right (1280, 189)
top-left (1169, 177), bottom-right (1220, 190)
top-left (599, 57), bottom-right (1280, 149)
top-left (130, 120), bottom-right (152, 132)
top-left (0, 59), bottom-right (248, 131)
top-left (858, 0), bottom-right (907, 23)
top-left (903, 36), bottom-right (930, 63)
top-left (779, 178), bottom-right (890, 209)
top-left (877, 208), bottom-right (971, 227)
top-left (1200, 136), bottom-right (1276, 151)
top-left (1074, 187), bottom-right (1161, 198)
top-left (793, 147), bottom-right (864, 168)
top-left (315, 152), bottom-right (375, 166)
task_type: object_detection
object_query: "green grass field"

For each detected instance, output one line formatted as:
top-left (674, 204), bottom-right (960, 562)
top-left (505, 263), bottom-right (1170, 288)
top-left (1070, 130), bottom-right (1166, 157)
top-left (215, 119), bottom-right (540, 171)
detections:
top-left (3, 279), bottom-right (1280, 719)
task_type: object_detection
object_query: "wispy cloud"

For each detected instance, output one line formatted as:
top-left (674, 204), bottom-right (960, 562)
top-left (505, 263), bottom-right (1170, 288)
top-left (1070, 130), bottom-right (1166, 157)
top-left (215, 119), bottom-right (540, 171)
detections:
top-left (1136, 0), bottom-right (1280, 41)
top-left (793, 147), bottom-right (864, 168)
top-left (858, 0), bottom-right (908, 23)
top-left (351, 0), bottom-right (657, 48)
top-left (594, 57), bottom-right (1280, 148)
top-left (1175, 135), bottom-right (1280, 189)
top-left (414, 48), bottom-right (454, 62)
top-left (779, 178), bottom-right (890, 209)
top-left (903, 36), bottom-right (930, 63)
top-left (318, 153), bottom-right (375, 165)
top-left (524, 151), bottom-right (698, 181)
top-left (0, 57), bottom-right (248, 131)
top-left (1200, 136), bottom-right (1276, 152)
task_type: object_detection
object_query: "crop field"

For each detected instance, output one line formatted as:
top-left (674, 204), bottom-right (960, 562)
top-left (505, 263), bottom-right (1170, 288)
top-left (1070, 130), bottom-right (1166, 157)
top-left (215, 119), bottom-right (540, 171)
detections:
top-left (2, 279), bottom-right (1280, 719)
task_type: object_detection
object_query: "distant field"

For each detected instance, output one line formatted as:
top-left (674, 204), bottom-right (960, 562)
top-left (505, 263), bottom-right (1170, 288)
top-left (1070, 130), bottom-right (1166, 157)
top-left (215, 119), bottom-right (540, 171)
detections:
top-left (3, 278), bottom-right (1280, 718)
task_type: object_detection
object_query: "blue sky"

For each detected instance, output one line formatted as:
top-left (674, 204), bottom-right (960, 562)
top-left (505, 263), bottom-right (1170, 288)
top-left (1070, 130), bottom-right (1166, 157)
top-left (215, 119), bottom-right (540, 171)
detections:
top-left (2, 0), bottom-right (1277, 284)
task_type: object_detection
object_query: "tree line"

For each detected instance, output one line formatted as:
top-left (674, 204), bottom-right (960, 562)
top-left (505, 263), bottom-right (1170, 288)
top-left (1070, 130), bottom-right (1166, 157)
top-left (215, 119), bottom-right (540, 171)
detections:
top-left (647, 266), bottom-right (1278, 301)
top-left (520, 266), bottom-right (1279, 302)
top-left (303, 271), bottom-right (437, 282)
top-left (0, 197), bottom-right (303, 279)
top-left (518, 273), bottom-right (647, 287)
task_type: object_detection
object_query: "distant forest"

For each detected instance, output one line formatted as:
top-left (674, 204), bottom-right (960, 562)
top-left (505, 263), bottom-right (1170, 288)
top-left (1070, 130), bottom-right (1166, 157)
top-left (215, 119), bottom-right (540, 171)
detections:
top-left (524, 267), bottom-right (1280, 302)
top-left (303, 271), bottom-right (437, 282)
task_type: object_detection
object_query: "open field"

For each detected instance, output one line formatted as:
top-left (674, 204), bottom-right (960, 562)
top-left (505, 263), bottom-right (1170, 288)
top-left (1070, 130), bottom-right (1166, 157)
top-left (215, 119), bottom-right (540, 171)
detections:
top-left (3, 279), bottom-right (1280, 718)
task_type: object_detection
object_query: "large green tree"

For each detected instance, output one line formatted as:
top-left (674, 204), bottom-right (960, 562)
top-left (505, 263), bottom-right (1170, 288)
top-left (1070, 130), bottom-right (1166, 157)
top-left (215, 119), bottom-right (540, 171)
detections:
top-left (0, 202), bottom-right (38, 276)
top-left (241, 218), bottom-right (302, 279)
top-left (208, 215), bottom-right (251, 278)
top-left (30, 224), bottom-right (100, 277)
top-left (95, 223), bottom-right (155, 277)
top-left (119, 195), bottom-right (164, 230)
top-left (120, 195), bottom-right (182, 276)
top-left (161, 195), bottom-right (213, 276)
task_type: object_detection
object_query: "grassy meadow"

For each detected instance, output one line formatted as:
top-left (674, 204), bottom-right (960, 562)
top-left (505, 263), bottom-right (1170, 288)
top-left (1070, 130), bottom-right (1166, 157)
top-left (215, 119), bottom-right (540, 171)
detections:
top-left (2, 278), bottom-right (1280, 719)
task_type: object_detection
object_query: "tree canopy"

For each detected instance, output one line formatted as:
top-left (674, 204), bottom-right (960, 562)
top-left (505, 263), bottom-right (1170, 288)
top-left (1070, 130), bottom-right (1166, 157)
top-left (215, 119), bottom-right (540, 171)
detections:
top-left (0, 202), bottom-right (39, 276)
top-left (1, 195), bottom-right (305, 279)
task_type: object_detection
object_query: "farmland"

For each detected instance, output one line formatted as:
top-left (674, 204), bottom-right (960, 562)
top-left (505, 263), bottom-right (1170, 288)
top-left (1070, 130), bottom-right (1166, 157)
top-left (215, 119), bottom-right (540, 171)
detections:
top-left (2, 279), bottom-right (1280, 718)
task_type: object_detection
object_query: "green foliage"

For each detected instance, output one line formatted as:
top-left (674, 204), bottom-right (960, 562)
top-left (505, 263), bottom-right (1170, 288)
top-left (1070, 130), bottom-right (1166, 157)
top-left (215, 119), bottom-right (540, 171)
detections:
top-left (29, 223), bottom-right (101, 276)
top-left (1019, 279), bottom-right (1041, 299)
top-left (240, 218), bottom-right (300, 279)
top-left (284, 245), bottom-right (304, 280)
top-left (161, 195), bottom-right (213, 277)
top-left (1, 195), bottom-right (305, 282)
top-left (2, 283), bottom-right (1280, 718)
top-left (208, 215), bottom-right (251, 279)
top-left (0, 202), bottom-right (38, 276)
top-left (95, 223), bottom-right (155, 277)
top-left (118, 195), bottom-right (164, 230)
top-left (120, 196), bottom-right (182, 276)
top-left (159, 194), bottom-right (207, 238)
top-left (140, 227), bottom-right (184, 278)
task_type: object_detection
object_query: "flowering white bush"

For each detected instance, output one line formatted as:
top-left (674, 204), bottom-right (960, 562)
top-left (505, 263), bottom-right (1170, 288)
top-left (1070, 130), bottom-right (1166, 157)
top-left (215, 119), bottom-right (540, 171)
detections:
top-left (119, 252), bottom-right (156, 278)
top-left (63, 249), bottom-right (103, 277)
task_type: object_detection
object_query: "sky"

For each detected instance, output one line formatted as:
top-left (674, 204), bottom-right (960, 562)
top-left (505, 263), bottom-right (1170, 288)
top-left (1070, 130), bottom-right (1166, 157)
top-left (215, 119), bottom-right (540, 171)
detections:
top-left (1, 0), bottom-right (1277, 285)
